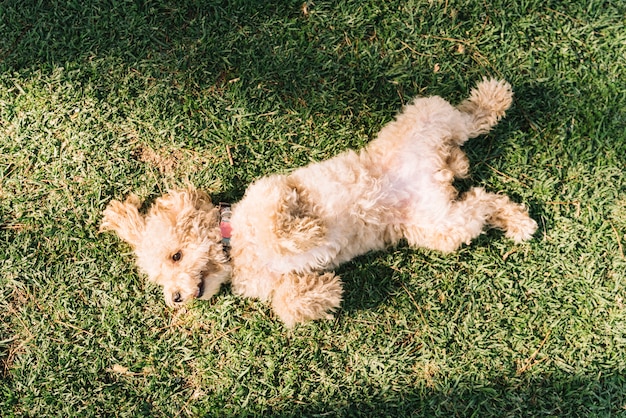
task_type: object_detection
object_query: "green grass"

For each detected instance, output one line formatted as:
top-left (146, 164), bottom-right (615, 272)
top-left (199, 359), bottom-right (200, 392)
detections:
top-left (1, 0), bottom-right (625, 416)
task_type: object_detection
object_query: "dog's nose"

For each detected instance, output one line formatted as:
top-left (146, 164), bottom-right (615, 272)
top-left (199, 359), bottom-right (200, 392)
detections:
top-left (172, 291), bottom-right (183, 304)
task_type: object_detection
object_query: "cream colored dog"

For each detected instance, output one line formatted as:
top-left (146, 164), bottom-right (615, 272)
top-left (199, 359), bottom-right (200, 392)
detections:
top-left (101, 79), bottom-right (537, 327)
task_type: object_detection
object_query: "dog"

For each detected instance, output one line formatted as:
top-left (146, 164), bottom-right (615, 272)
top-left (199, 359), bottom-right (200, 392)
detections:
top-left (101, 78), bottom-right (537, 327)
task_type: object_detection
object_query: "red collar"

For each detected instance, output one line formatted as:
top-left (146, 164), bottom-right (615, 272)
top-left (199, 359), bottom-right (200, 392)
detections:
top-left (219, 203), bottom-right (232, 257)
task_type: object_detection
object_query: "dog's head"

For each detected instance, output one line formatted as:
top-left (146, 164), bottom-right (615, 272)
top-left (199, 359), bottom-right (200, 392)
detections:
top-left (100, 187), bottom-right (231, 307)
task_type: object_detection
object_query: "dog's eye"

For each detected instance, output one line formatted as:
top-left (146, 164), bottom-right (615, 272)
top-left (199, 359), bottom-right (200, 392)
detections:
top-left (172, 251), bottom-right (182, 262)
top-left (173, 292), bottom-right (182, 303)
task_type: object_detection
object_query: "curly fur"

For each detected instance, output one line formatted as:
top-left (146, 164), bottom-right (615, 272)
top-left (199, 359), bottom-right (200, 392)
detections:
top-left (101, 78), bottom-right (537, 327)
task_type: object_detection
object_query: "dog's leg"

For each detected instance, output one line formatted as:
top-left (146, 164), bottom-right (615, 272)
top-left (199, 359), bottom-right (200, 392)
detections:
top-left (444, 145), bottom-right (471, 180)
top-left (457, 78), bottom-right (513, 139)
top-left (476, 188), bottom-right (538, 243)
top-left (233, 175), bottom-right (327, 259)
top-left (404, 187), bottom-right (537, 253)
top-left (271, 271), bottom-right (343, 328)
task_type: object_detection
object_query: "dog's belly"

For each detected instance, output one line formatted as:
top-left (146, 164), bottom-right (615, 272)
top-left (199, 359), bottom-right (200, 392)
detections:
top-left (285, 168), bottom-right (436, 268)
top-left (301, 153), bottom-right (444, 223)
top-left (256, 141), bottom-right (452, 276)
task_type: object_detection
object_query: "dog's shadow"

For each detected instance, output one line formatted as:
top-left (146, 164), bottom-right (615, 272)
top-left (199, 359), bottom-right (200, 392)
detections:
top-left (334, 231), bottom-right (517, 322)
top-left (334, 247), bottom-right (417, 317)
top-left (337, 258), bottom-right (395, 314)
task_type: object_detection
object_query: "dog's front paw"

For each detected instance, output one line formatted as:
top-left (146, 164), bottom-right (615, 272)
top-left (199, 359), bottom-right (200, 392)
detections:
top-left (272, 272), bottom-right (343, 328)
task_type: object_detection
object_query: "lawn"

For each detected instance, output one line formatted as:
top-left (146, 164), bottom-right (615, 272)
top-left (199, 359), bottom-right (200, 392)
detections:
top-left (1, 0), bottom-right (625, 416)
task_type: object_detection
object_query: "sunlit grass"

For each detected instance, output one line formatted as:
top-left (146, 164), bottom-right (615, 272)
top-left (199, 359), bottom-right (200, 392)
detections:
top-left (1, 0), bottom-right (625, 416)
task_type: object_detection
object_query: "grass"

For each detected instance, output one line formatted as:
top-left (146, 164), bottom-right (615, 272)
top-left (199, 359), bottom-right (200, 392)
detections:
top-left (1, 0), bottom-right (625, 416)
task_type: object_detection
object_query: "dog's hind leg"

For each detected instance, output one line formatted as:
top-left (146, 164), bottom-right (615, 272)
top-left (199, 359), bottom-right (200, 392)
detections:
top-left (457, 78), bottom-right (513, 139)
top-left (271, 271), bottom-right (343, 328)
top-left (477, 188), bottom-right (538, 243)
top-left (404, 187), bottom-right (537, 253)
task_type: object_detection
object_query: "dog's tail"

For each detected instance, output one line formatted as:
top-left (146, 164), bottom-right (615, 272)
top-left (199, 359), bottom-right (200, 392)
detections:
top-left (457, 78), bottom-right (513, 138)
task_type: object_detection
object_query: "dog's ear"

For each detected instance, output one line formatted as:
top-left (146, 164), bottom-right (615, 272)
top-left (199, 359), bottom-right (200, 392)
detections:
top-left (100, 194), bottom-right (146, 248)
